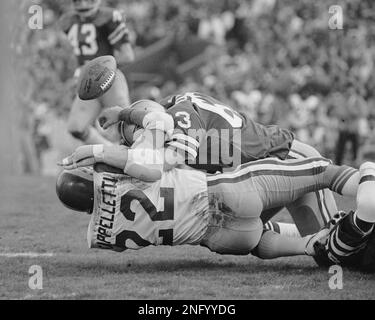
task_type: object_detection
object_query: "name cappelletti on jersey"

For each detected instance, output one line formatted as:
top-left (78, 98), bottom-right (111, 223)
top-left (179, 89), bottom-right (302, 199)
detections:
top-left (87, 167), bottom-right (210, 251)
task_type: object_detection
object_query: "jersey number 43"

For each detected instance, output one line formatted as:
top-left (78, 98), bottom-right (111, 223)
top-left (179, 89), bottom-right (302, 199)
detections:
top-left (68, 23), bottom-right (99, 56)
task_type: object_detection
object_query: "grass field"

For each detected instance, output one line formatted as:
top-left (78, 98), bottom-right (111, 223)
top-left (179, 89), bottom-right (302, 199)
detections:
top-left (1, 175), bottom-right (375, 300)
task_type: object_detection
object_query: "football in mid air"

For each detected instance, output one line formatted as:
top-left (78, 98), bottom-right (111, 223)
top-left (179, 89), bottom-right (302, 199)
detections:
top-left (78, 55), bottom-right (117, 100)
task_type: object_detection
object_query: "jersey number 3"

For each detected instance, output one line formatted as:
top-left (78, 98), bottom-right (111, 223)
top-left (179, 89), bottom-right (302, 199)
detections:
top-left (115, 187), bottom-right (174, 249)
top-left (68, 23), bottom-right (99, 56)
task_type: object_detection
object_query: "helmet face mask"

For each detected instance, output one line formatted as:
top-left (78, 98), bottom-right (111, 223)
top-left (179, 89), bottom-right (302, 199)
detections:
top-left (72, 0), bottom-right (101, 17)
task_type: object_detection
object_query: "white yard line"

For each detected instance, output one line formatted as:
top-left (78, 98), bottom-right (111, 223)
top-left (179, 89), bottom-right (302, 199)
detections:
top-left (0, 252), bottom-right (55, 258)
top-left (22, 292), bottom-right (78, 300)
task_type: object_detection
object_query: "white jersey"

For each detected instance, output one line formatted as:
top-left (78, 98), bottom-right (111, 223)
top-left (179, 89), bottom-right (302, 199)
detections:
top-left (87, 167), bottom-right (209, 252)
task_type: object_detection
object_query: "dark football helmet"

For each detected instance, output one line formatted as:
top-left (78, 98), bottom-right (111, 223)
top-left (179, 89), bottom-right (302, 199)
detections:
top-left (72, 0), bottom-right (101, 17)
top-left (56, 167), bottom-right (94, 213)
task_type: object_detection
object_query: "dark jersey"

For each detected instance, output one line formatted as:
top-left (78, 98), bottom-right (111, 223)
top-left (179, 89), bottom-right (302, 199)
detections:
top-left (59, 7), bottom-right (130, 66)
top-left (160, 92), bottom-right (295, 173)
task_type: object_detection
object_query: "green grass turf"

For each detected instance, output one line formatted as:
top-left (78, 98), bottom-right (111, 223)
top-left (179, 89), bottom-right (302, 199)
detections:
top-left (0, 175), bottom-right (374, 300)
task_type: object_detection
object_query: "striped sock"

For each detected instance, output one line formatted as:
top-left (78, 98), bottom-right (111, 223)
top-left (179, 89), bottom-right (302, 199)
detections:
top-left (326, 211), bottom-right (371, 263)
top-left (264, 221), bottom-right (300, 237)
top-left (327, 165), bottom-right (358, 195)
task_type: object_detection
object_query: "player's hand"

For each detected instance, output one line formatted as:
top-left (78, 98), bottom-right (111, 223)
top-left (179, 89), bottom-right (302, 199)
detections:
top-left (98, 106), bottom-right (123, 129)
top-left (58, 145), bottom-right (95, 170)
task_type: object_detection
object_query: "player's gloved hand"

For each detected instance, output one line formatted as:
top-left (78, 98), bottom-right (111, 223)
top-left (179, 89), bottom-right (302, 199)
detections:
top-left (58, 145), bottom-right (104, 170)
top-left (98, 106), bottom-right (123, 129)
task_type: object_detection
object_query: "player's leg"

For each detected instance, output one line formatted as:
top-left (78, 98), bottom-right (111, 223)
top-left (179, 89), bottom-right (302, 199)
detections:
top-left (259, 139), bottom-right (335, 237)
top-left (204, 159), bottom-right (326, 256)
top-left (204, 157), bottom-right (360, 257)
top-left (234, 157), bottom-right (357, 259)
top-left (285, 139), bottom-right (340, 235)
top-left (100, 69), bottom-right (130, 108)
top-left (199, 213), bottom-right (264, 255)
top-left (67, 95), bottom-right (113, 145)
top-left (98, 69), bottom-right (130, 143)
top-left (251, 227), bottom-right (329, 259)
top-left (314, 162), bottom-right (375, 268)
top-left (264, 220), bottom-right (300, 237)
top-left (203, 168), bottom-right (267, 254)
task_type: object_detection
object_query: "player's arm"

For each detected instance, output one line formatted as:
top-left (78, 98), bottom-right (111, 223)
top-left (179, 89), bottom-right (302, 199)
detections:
top-left (118, 101), bottom-right (204, 169)
top-left (54, 13), bottom-right (83, 78)
top-left (107, 9), bottom-right (135, 64)
top-left (54, 13), bottom-right (70, 39)
top-left (59, 142), bottom-right (163, 182)
top-left (102, 144), bottom-right (163, 182)
top-left (123, 101), bottom-right (205, 170)
top-left (118, 107), bottom-right (174, 133)
top-left (99, 102), bottom-right (174, 133)
top-left (115, 43), bottom-right (135, 64)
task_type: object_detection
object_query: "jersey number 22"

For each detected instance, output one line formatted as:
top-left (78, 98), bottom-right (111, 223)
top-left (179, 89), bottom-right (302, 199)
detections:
top-left (115, 187), bottom-right (174, 249)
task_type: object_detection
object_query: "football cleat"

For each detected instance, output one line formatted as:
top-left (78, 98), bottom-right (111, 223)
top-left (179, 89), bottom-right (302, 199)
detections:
top-left (56, 167), bottom-right (94, 213)
top-left (78, 55), bottom-right (117, 101)
top-left (72, 0), bottom-right (101, 17)
top-left (312, 211), bottom-right (374, 269)
top-left (304, 228), bottom-right (330, 257)
top-left (311, 211), bottom-right (347, 267)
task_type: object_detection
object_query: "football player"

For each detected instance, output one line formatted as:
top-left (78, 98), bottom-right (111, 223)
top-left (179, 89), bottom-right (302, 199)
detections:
top-left (58, 0), bottom-right (134, 145)
top-left (73, 52), bottom-right (340, 238)
top-left (97, 94), bottom-right (340, 237)
top-left (56, 139), bottom-right (368, 267)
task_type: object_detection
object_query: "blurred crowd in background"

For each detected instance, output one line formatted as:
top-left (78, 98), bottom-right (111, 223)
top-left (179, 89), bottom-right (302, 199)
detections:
top-left (18, 0), bottom-right (375, 174)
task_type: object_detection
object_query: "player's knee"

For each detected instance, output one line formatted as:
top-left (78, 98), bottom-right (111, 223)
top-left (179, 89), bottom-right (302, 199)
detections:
top-left (202, 231), bottom-right (258, 256)
top-left (357, 194), bottom-right (375, 221)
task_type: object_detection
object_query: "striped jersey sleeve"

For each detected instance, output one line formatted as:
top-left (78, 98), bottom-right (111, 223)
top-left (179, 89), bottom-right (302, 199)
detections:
top-left (166, 101), bottom-right (205, 162)
top-left (106, 9), bottom-right (130, 49)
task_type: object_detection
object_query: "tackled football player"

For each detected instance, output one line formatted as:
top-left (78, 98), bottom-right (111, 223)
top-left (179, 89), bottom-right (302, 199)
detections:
top-left (79, 58), bottom-right (340, 237)
top-left (56, 128), bottom-right (375, 271)
top-left (58, 0), bottom-right (134, 145)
